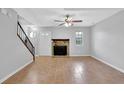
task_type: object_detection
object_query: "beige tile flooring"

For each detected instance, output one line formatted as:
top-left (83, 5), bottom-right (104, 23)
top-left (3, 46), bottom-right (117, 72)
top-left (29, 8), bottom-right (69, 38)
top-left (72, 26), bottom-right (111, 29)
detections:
top-left (3, 56), bottom-right (124, 84)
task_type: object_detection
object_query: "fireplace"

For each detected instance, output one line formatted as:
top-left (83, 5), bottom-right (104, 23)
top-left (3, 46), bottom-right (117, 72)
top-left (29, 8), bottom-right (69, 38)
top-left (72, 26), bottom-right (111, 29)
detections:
top-left (54, 46), bottom-right (67, 55)
top-left (52, 39), bottom-right (69, 56)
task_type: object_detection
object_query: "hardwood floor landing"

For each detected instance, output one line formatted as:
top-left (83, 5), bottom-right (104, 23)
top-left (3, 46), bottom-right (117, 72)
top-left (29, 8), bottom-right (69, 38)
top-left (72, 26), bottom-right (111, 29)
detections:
top-left (3, 56), bottom-right (124, 84)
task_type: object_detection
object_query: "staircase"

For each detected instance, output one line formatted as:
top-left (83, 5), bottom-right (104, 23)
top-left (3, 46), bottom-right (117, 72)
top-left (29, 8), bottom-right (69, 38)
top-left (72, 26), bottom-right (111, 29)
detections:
top-left (17, 22), bottom-right (35, 61)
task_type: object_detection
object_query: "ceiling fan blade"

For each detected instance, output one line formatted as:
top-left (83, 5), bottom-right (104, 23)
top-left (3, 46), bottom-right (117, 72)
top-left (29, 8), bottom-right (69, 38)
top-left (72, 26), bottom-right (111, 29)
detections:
top-left (54, 20), bottom-right (64, 22)
top-left (58, 23), bottom-right (65, 26)
top-left (72, 20), bottom-right (83, 22)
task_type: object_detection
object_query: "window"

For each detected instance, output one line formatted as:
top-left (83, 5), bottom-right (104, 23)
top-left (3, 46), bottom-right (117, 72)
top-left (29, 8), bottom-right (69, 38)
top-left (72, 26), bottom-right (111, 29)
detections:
top-left (75, 32), bottom-right (83, 45)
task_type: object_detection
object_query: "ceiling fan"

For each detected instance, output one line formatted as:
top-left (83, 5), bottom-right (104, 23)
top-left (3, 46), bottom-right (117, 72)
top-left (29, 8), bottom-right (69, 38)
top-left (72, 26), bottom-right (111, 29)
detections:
top-left (54, 14), bottom-right (83, 27)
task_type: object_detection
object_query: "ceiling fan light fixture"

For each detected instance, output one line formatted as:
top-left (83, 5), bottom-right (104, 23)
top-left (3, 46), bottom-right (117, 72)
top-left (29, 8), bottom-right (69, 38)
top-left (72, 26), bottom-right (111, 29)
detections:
top-left (55, 14), bottom-right (82, 27)
top-left (64, 23), bottom-right (69, 27)
top-left (64, 22), bottom-right (72, 27)
top-left (68, 17), bottom-right (72, 21)
top-left (68, 23), bottom-right (72, 26)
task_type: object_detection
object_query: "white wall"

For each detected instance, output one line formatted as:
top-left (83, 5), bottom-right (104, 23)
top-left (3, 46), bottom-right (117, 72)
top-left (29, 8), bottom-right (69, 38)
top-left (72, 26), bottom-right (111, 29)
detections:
top-left (38, 27), bottom-right (91, 56)
top-left (91, 10), bottom-right (124, 71)
top-left (0, 9), bottom-right (33, 82)
top-left (38, 29), bottom-right (52, 56)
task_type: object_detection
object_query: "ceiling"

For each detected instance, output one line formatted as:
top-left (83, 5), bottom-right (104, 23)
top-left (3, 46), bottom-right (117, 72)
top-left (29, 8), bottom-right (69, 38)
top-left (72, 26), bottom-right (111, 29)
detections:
top-left (14, 8), bottom-right (123, 27)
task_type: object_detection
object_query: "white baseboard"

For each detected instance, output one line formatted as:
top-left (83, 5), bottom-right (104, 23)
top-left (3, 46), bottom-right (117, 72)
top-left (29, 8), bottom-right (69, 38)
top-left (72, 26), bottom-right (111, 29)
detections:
top-left (91, 55), bottom-right (124, 73)
top-left (36, 55), bottom-right (91, 57)
top-left (70, 55), bottom-right (90, 56)
top-left (38, 55), bottom-right (90, 57)
top-left (0, 60), bottom-right (33, 84)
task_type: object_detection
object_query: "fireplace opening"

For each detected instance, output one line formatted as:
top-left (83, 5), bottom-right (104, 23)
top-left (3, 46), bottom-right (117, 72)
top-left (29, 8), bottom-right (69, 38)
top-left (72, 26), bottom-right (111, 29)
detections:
top-left (54, 46), bottom-right (67, 55)
top-left (52, 39), bottom-right (69, 56)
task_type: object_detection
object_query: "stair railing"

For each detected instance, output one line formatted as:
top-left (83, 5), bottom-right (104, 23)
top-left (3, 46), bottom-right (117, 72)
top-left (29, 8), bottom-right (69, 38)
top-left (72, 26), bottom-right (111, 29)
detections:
top-left (17, 22), bottom-right (35, 61)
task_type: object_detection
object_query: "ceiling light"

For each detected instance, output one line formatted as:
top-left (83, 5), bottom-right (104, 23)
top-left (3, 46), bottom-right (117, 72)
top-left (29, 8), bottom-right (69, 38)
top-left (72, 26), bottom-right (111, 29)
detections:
top-left (64, 23), bottom-right (69, 27)
top-left (68, 17), bottom-right (72, 21)
top-left (64, 22), bottom-right (72, 27)
top-left (68, 23), bottom-right (72, 26)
